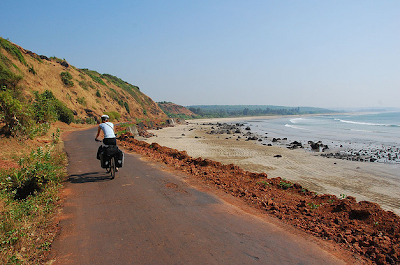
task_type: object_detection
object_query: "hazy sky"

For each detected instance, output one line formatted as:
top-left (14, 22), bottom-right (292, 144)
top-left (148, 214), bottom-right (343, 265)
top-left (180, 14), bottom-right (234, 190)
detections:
top-left (2, 1), bottom-right (399, 108)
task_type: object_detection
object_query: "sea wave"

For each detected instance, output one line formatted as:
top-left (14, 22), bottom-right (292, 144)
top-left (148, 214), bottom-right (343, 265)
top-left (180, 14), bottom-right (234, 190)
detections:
top-left (289, 118), bottom-right (305, 124)
top-left (284, 124), bottom-right (310, 130)
top-left (335, 119), bottom-right (400, 127)
top-left (350, 129), bottom-right (373, 133)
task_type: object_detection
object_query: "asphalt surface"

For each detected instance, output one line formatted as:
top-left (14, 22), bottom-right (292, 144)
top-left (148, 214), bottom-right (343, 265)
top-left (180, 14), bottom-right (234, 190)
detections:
top-left (49, 127), bottom-right (349, 265)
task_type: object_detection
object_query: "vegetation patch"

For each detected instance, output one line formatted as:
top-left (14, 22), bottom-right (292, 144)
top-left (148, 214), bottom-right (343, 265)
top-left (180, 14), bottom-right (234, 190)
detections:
top-left (28, 66), bottom-right (36, 75)
top-left (1, 87), bottom-right (74, 137)
top-left (79, 80), bottom-right (89, 90)
top-left (102, 74), bottom-right (140, 95)
top-left (0, 142), bottom-right (66, 264)
top-left (103, 111), bottom-right (120, 121)
top-left (123, 101), bottom-right (130, 113)
top-left (76, 97), bottom-right (86, 106)
top-left (79, 69), bottom-right (106, 86)
top-left (0, 54), bottom-right (23, 89)
top-left (101, 73), bottom-right (150, 109)
top-left (0, 38), bottom-right (27, 66)
top-left (60, 71), bottom-right (74, 87)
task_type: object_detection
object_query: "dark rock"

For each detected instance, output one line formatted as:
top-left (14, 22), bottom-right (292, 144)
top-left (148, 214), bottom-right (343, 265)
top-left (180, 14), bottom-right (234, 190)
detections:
top-left (60, 60), bottom-right (69, 68)
top-left (39, 55), bottom-right (50, 61)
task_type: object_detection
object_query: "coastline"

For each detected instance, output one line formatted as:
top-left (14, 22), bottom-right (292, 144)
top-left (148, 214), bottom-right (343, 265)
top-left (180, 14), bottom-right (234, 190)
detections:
top-left (143, 117), bottom-right (400, 216)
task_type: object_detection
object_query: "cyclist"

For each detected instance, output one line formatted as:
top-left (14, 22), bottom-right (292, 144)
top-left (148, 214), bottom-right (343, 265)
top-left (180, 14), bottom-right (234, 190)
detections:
top-left (95, 115), bottom-right (116, 145)
top-left (95, 114), bottom-right (118, 171)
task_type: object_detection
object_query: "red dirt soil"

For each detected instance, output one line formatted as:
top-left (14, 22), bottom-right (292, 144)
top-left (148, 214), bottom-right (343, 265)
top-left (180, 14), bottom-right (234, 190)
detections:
top-left (118, 132), bottom-right (400, 265)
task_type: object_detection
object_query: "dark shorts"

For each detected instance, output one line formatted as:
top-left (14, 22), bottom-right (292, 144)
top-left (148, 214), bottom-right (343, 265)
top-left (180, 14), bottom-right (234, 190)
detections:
top-left (103, 138), bottom-right (116, 145)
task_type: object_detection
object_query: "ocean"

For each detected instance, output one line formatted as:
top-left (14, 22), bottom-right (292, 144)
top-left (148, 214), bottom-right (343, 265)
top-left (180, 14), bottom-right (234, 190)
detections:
top-left (240, 112), bottom-right (400, 163)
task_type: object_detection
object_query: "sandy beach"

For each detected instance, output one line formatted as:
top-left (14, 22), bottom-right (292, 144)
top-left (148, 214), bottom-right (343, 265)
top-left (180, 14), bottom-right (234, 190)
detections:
top-left (142, 117), bottom-right (400, 216)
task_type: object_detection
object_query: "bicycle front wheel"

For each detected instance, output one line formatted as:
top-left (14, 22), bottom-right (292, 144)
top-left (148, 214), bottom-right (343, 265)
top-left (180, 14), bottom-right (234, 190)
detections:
top-left (110, 156), bottom-right (116, 179)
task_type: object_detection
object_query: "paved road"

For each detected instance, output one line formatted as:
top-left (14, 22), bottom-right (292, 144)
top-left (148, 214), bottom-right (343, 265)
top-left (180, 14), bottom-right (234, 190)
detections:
top-left (49, 128), bottom-right (349, 264)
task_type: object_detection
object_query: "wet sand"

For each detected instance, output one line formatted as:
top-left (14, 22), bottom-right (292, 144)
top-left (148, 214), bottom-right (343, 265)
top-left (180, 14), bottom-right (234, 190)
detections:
top-left (143, 117), bottom-right (400, 216)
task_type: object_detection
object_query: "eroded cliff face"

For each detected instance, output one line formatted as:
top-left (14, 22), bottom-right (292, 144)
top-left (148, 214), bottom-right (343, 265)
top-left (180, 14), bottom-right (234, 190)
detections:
top-left (1, 38), bottom-right (167, 122)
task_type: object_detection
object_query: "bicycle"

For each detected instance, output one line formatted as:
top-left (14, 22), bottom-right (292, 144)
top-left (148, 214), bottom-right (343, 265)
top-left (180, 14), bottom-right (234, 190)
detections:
top-left (95, 139), bottom-right (117, 179)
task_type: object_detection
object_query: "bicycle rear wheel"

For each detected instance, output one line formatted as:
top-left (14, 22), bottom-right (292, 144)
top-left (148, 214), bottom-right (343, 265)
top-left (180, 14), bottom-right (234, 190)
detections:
top-left (110, 156), bottom-right (116, 179)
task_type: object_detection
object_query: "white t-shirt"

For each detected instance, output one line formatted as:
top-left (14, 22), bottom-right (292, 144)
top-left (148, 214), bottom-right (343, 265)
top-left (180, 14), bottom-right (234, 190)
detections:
top-left (99, 122), bottom-right (116, 138)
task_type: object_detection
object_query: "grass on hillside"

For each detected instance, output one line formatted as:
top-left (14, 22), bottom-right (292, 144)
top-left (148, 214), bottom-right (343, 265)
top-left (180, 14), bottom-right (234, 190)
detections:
top-left (0, 38), bottom-right (27, 66)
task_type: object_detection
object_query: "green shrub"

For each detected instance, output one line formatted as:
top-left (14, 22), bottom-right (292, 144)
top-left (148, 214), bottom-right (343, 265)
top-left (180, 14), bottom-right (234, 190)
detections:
top-left (95, 90), bottom-right (101, 97)
top-left (76, 97), bottom-right (86, 106)
top-left (104, 111), bottom-right (120, 121)
top-left (6, 147), bottom-right (63, 199)
top-left (124, 101), bottom-right (130, 113)
top-left (60, 71), bottom-right (74, 87)
top-left (279, 180), bottom-right (293, 190)
top-left (28, 66), bottom-right (36, 75)
top-left (33, 90), bottom-right (74, 125)
top-left (0, 88), bottom-right (34, 136)
top-left (53, 99), bottom-right (74, 124)
top-left (85, 117), bottom-right (96, 124)
top-left (33, 91), bottom-right (57, 123)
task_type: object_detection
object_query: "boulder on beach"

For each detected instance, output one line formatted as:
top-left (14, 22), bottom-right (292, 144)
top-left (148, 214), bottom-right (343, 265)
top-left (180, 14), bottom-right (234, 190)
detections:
top-left (287, 141), bottom-right (303, 149)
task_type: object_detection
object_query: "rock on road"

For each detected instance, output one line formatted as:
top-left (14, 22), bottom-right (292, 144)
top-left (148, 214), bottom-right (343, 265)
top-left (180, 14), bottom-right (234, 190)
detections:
top-left (49, 127), bottom-right (352, 264)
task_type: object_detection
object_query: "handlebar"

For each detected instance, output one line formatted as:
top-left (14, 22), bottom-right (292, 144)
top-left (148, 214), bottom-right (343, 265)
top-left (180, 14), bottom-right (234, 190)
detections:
top-left (95, 138), bottom-right (101, 142)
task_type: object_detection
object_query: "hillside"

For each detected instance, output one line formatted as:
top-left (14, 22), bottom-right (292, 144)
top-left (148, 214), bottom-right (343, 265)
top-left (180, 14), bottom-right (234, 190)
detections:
top-left (157, 101), bottom-right (197, 119)
top-left (0, 37), bottom-right (167, 124)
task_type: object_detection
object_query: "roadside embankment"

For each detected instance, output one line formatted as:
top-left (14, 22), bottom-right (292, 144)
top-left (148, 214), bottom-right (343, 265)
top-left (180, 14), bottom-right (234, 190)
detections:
top-left (118, 127), bottom-right (400, 265)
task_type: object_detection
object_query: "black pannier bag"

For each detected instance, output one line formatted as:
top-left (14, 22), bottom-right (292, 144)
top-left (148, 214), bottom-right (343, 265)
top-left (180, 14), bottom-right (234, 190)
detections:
top-left (106, 145), bottom-right (119, 157)
top-left (100, 150), bottom-right (110, 168)
top-left (99, 146), bottom-right (124, 168)
top-left (97, 146), bottom-right (103, 160)
top-left (116, 149), bottom-right (124, 168)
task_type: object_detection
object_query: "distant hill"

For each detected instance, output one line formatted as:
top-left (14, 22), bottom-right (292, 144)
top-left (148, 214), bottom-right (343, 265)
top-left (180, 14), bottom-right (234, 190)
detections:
top-left (157, 102), bottom-right (197, 119)
top-left (187, 105), bottom-right (336, 118)
top-left (155, 103), bottom-right (337, 120)
top-left (0, 37), bottom-right (167, 125)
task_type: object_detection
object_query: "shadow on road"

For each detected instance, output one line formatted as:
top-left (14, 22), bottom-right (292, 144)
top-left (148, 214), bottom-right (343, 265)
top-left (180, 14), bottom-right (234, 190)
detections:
top-left (68, 172), bottom-right (112, 183)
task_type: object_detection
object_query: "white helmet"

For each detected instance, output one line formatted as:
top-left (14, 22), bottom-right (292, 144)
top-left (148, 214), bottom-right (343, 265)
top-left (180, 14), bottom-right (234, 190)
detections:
top-left (101, 114), bottom-right (109, 121)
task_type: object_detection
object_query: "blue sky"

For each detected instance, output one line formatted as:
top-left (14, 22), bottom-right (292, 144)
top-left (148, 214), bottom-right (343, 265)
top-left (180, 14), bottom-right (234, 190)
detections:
top-left (1, 1), bottom-right (399, 109)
